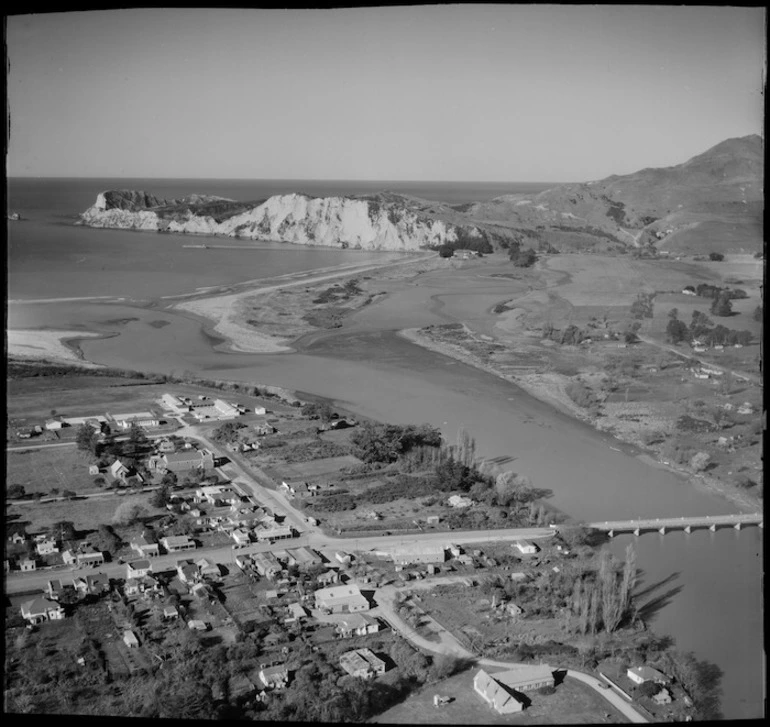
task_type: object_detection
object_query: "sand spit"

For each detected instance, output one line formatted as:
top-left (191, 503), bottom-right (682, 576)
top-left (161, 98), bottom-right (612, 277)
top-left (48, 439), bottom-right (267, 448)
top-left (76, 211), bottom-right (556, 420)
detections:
top-left (7, 329), bottom-right (106, 367)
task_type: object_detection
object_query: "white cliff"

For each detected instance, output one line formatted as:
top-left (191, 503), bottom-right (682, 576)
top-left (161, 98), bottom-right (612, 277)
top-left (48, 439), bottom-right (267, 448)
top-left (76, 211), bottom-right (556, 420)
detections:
top-left (78, 191), bottom-right (484, 252)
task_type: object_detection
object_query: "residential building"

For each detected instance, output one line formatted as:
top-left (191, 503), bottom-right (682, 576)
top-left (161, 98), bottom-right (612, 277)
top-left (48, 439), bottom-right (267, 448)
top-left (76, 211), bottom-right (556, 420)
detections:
top-left (314, 584), bottom-right (369, 614)
top-left (317, 569), bottom-right (339, 586)
top-left (287, 547), bottom-right (323, 567)
top-left (339, 648), bottom-right (387, 679)
top-left (72, 573), bottom-right (110, 598)
top-left (627, 666), bottom-right (669, 686)
top-left (390, 543), bottom-right (446, 565)
top-left (259, 664), bottom-right (290, 689)
top-left (514, 540), bottom-right (539, 555)
top-left (231, 528), bottom-right (251, 546)
top-left (448, 495), bottom-right (473, 508)
top-left (473, 670), bottom-right (525, 714)
top-left (253, 552), bottom-right (282, 579)
top-left (505, 602), bottom-right (524, 618)
top-left (286, 602), bottom-right (307, 622)
top-left (653, 688), bottom-right (673, 705)
top-left (44, 417), bottom-right (66, 430)
top-left (110, 460), bottom-right (130, 481)
top-left (20, 597), bottom-right (66, 624)
top-left (187, 619), bottom-right (209, 631)
top-left (77, 550), bottom-right (105, 567)
top-left (493, 665), bottom-right (555, 692)
top-left (130, 532), bottom-right (161, 558)
top-left (46, 579), bottom-right (64, 600)
top-left (335, 613), bottom-right (381, 638)
top-left (177, 560), bottom-right (200, 584)
top-left (20, 558), bottom-right (37, 572)
top-left (123, 630), bottom-right (140, 648)
top-left (126, 560), bottom-right (153, 579)
top-left (163, 449), bottom-right (215, 473)
top-left (163, 605), bottom-right (180, 620)
top-left (36, 538), bottom-right (59, 556)
top-left (195, 557), bottom-right (220, 578)
top-left (257, 525), bottom-right (294, 542)
top-left (162, 535), bottom-right (196, 553)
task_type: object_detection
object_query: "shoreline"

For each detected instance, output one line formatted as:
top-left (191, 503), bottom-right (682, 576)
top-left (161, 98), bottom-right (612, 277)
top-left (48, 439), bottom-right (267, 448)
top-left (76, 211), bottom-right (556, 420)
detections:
top-left (398, 326), bottom-right (761, 514)
top-left (6, 329), bottom-right (109, 368)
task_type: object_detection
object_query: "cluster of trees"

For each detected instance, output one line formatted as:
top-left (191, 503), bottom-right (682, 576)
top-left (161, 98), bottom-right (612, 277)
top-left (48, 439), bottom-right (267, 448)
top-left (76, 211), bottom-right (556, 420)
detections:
top-left (567, 546), bottom-right (638, 635)
top-left (211, 421), bottom-right (246, 443)
top-left (565, 380), bottom-right (600, 409)
top-left (312, 278), bottom-right (362, 305)
top-left (508, 240), bottom-right (538, 267)
top-left (666, 308), bottom-right (753, 346)
top-left (630, 292), bottom-right (655, 320)
top-left (300, 401), bottom-right (335, 422)
top-left (691, 282), bottom-right (747, 300)
top-left (350, 422), bottom-right (442, 464)
top-left (437, 229), bottom-right (494, 257)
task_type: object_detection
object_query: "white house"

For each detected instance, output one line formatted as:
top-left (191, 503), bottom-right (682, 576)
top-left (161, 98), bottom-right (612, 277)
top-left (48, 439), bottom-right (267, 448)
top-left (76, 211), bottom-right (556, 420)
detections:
top-left (448, 495), bottom-right (474, 508)
top-left (627, 666), bottom-right (669, 685)
top-left (514, 540), bottom-right (539, 555)
top-left (473, 670), bottom-right (525, 714)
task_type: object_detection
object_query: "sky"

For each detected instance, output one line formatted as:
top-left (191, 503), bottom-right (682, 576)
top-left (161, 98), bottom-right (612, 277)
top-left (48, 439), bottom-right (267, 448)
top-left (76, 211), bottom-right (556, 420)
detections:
top-left (6, 6), bottom-right (766, 182)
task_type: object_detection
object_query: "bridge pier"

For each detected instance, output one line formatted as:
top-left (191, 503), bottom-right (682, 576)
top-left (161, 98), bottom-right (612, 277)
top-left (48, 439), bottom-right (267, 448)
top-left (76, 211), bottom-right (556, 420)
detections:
top-left (684, 525), bottom-right (692, 534)
top-left (734, 522), bottom-right (742, 530)
top-left (633, 528), bottom-right (641, 537)
top-left (709, 524), bottom-right (717, 532)
top-left (759, 522), bottom-right (763, 529)
top-left (607, 530), bottom-right (615, 538)
top-left (659, 526), bottom-right (666, 535)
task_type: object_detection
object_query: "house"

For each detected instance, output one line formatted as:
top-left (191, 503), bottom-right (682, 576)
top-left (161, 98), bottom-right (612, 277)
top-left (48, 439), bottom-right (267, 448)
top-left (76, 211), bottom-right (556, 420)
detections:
top-left (44, 417), bottom-right (66, 430)
top-left (191, 582), bottom-right (214, 600)
top-left (162, 535), bottom-right (196, 553)
top-left (231, 528), bottom-right (252, 546)
top-left (47, 579), bottom-right (64, 600)
top-left (157, 439), bottom-right (176, 453)
top-left (20, 597), bottom-right (66, 624)
top-left (123, 630), bottom-right (140, 648)
top-left (335, 613), bottom-right (381, 638)
top-left (315, 584), bottom-right (369, 614)
top-left (89, 464), bottom-right (100, 476)
top-left (505, 602), bottom-right (524, 618)
top-left (162, 449), bottom-right (215, 473)
top-left (448, 544), bottom-right (463, 558)
top-left (126, 560), bottom-right (153, 579)
top-left (627, 666), bottom-right (669, 686)
top-left (286, 602), bottom-right (307, 622)
top-left (495, 665), bottom-right (555, 692)
top-left (253, 552), bottom-right (282, 579)
top-left (257, 525), bottom-right (294, 542)
top-left (286, 547), bottom-right (323, 567)
top-left (339, 648), bottom-right (387, 679)
top-left (20, 558), bottom-right (37, 572)
top-left (426, 515), bottom-right (441, 525)
top-left (473, 670), bottom-right (525, 714)
top-left (514, 540), bottom-right (539, 555)
top-left (72, 573), bottom-right (110, 598)
top-left (259, 664), bottom-right (290, 689)
top-left (682, 288), bottom-right (696, 296)
top-left (448, 495), bottom-right (474, 508)
top-left (653, 688), bottom-right (673, 705)
top-left (131, 532), bottom-right (161, 558)
top-left (109, 459), bottom-right (130, 482)
top-left (737, 402), bottom-right (755, 415)
top-left (391, 543), bottom-right (446, 565)
top-left (453, 249), bottom-right (480, 259)
top-left (62, 550), bottom-right (77, 566)
top-left (195, 557), bottom-right (221, 579)
top-left (163, 605), bottom-right (180, 620)
top-left (36, 538), bottom-right (59, 556)
top-left (10, 531), bottom-right (27, 545)
top-left (77, 550), bottom-right (105, 567)
top-left (177, 560), bottom-right (200, 584)
top-left (187, 619), bottom-right (209, 631)
top-left (112, 412), bottom-right (160, 430)
top-left (317, 569), bottom-right (340, 586)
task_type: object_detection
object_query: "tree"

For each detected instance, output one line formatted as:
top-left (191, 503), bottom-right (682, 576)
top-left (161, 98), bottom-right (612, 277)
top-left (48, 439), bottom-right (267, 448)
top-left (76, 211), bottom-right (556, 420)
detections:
top-left (112, 501), bottom-right (149, 526)
top-left (91, 524), bottom-right (122, 553)
top-left (690, 451), bottom-right (711, 472)
top-left (753, 305), bottom-right (762, 322)
top-left (709, 252), bottom-right (724, 261)
top-left (438, 244), bottom-right (454, 258)
top-left (510, 247), bottom-right (537, 267)
top-left (49, 520), bottom-right (77, 541)
top-left (75, 424), bottom-right (98, 456)
top-left (638, 680), bottom-right (661, 698)
top-left (710, 292), bottom-right (732, 317)
top-left (667, 307), bottom-right (679, 319)
top-left (150, 485), bottom-right (170, 509)
top-left (8, 484), bottom-right (26, 499)
top-left (666, 318), bottom-right (689, 344)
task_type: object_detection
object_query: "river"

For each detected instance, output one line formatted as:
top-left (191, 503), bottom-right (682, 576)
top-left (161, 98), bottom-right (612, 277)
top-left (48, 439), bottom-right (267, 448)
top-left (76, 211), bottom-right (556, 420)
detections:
top-left (7, 179), bottom-right (763, 718)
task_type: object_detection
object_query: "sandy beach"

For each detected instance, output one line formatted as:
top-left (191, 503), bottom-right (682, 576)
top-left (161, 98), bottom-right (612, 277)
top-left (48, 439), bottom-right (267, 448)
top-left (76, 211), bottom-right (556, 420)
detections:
top-left (7, 329), bottom-right (105, 367)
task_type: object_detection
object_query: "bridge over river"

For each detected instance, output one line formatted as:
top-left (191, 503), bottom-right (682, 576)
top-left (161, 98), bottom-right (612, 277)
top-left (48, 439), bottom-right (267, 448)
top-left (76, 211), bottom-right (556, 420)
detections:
top-left (586, 512), bottom-right (763, 537)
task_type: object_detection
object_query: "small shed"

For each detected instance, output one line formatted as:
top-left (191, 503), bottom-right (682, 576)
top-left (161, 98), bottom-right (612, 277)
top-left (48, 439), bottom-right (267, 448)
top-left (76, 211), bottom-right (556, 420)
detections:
top-left (123, 630), bottom-right (139, 648)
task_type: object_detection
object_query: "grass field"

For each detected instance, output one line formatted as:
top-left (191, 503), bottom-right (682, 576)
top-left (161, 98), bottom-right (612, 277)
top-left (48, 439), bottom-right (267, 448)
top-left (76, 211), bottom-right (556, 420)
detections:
top-left (7, 493), bottom-right (167, 533)
top-left (371, 668), bottom-right (626, 724)
top-left (280, 454), bottom-right (363, 480)
top-left (6, 445), bottom-right (98, 496)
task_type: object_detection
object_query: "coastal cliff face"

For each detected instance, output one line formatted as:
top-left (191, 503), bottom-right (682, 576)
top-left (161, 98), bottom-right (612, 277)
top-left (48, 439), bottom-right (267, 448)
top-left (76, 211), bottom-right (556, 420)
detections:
top-left (77, 135), bottom-right (763, 254)
top-left (78, 191), bottom-right (486, 251)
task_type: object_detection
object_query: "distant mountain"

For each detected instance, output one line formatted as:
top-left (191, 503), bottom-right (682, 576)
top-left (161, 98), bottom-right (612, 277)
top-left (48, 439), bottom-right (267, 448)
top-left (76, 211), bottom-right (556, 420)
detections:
top-left (468, 134), bottom-right (763, 253)
top-left (78, 135), bottom-right (763, 254)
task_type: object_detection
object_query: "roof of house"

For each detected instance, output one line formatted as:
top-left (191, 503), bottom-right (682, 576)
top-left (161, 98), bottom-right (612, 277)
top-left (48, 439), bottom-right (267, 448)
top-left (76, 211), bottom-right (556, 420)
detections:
top-left (628, 666), bottom-right (668, 682)
top-left (315, 584), bottom-right (367, 605)
top-left (21, 597), bottom-right (61, 617)
top-left (165, 450), bottom-right (207, 463)
top-left (163, 535), bottom-right (194, 546)
top-left (260, 664), bottom-right (288, 678)
top-left (494, 665), bottom-right (554, 689)
top-left (475, 670), bottom-right (524, 712)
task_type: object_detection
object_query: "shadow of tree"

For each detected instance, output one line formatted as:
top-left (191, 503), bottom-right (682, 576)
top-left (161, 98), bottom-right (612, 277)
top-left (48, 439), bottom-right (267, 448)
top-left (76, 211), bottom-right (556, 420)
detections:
top-left (633, 571), bottom-right (684, 624)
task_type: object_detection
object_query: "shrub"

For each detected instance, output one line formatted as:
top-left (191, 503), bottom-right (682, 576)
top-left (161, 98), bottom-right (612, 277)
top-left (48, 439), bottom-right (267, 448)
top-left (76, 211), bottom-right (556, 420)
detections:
top-left (709, 252), bottom-right (724, 261)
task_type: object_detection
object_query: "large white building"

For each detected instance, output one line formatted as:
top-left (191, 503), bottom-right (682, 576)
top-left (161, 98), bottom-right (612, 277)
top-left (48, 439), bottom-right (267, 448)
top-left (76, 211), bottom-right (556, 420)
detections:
top-left (314, 584), bottom-right (369, 614)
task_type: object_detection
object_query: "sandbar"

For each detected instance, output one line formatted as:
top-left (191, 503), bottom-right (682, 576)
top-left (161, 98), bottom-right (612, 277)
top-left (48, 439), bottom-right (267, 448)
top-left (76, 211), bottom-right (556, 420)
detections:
top-left (7, 329), bottom-right (105, 367)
